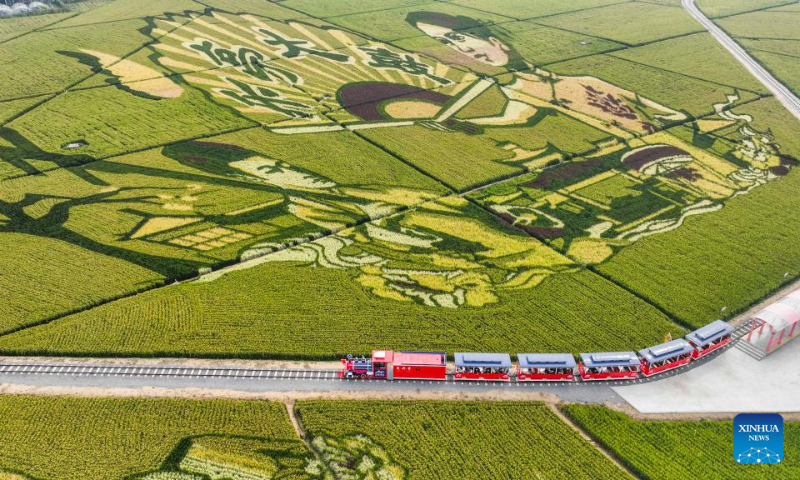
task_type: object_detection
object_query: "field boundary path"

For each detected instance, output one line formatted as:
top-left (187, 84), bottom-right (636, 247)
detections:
top-left (682, 0), bottom-right (800, 120)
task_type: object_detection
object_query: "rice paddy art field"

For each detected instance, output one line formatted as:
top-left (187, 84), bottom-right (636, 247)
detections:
top-left (1, 0), bottom-right (800, 360)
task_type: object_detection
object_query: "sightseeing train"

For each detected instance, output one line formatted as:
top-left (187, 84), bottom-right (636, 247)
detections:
top-left (340, 320), bottom-right (734, 382)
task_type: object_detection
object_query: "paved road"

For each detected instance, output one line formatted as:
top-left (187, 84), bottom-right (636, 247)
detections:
top-left (682, 0), bottom-right (800, 120)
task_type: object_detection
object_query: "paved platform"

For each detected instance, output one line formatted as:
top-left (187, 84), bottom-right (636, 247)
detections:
top-left (615, 336), bottom-right (800, 413)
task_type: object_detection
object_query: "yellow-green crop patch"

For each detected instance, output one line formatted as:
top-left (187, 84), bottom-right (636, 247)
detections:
top-left (50, 0), bottom-right (205, 29)
top-left (297, 401), bottom-right (628, 480)
top-left (748, 50), bottom-right (800, 97)
top-left (0, 19), bottom-right (160, 101)
top-left (696, 0), bottom-right (797, 18)
top-left (0, 126), bottom-right (445, 331)
top-left (324, 3), bottom-right (510, 42)
top-left (562, 405), bottom-right (800, 479)
top-left (609, 33), bottom-right (768, 94)
top-left (716, 10), bottom-right (800, 40)
top-left (394, 20), bottom-right (625, 75)
top-left (535, 2), bottom-right (703, 45)
top-left (547, 53), bottom-right (759, 117)
top-left (281, 0), bottom-right (431, 19)
top-left (444, 0), bottom-right (628, 20)
top-left (0, 395), bottom-right (314, 480)
top-left (2, 1), bottom-right (800, 360)
top-left (0, 197), bottom-right (681, 357)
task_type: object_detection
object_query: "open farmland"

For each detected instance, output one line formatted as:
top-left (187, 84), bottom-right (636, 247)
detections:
top-left (598, 167), bottom-right (800, 326)
top-left (297, 401), bottom-right (628, 480)
top-left (534, 2), bottom-right (704, 45)
top-left (445, 0), bottom-right (628, 20)
top-left (695, 0), bottom-right (798, 17)
top-left (563, 405), bottom-right (800, 479)
top-left (0, 395), bottom-right (312, 480)
top-left (0, 0), bottom-right (798, 359)
top-left (708, 5), bottom-right (800, 97)
top-left (2, 0), bottom-right (800, 477)
top-left (0, 200), bottom-right (682, 357)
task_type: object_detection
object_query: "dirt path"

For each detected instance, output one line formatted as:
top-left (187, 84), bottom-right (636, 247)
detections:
top-left (0, 383), bottom-right (562, 402)
top-left (547, 403), bottom-right (639, 479)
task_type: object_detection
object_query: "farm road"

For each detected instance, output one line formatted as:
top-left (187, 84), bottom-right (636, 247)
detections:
top-left (683, 0), bottom-right (800, 119)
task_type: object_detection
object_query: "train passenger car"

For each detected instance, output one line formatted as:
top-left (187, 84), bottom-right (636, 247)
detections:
top-left (516, 353), bottom-right (576, 381)
top-left (578, 351), bottom-right (640, 381)
top-left (638, 339), bottom-right (694, 377)
top-left (454, 352), bottom-right (511, 382)
top-left (686, 320), bottom-right (734, 359)
top-left (387, 350), bottom-right (447, 380)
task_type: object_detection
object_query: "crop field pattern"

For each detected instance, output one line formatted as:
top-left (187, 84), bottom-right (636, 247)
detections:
top-left (709, 4), bottom-right (800, 98)
top-left (1, 0), bottom-right (800, 358)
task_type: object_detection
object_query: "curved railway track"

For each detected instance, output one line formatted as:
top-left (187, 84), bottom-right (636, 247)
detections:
top-left (0, 322), bottom-right (751, 389)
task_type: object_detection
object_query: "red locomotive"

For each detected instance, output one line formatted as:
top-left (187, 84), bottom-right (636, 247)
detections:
top-left (340, 350), bottom-right (446, 380)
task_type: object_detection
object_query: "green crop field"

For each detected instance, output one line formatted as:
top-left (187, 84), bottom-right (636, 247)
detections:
top-left (697, 0), bottom-right (798, 18)
top-left (0, 200), bottom-right (682, 357)
top-left (445, 0), bottom-right (626, 20)
top-left (598, 167), bottom-right (800, 326)
top-left (297, 401), bottom-right (628, 479)
top-left (609, 33), bottom-right (768, 94)
top-left (562, 405), bottom-right (800, 479)
top-left (0, 0), bottom-right (797, 364)
top-left (717, 10), bottom-right (800, 40)
top-left (2, 1), bottom-right (800, 477)
top-left (703, 6), bottom-right (800, 109)
top-left (0, 395), bottom-right (312, 480)
top-left (546, 53), bottom-right (759, 117)
top-left (535, 2), bottom-right (703, 45)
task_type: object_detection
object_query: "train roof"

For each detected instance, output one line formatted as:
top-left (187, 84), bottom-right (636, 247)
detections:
top-left (371, 350), bottom-right (394, 363)
top-left (638, 339), bottom-right (694, 363)
top-left (686, 320), bottom-right (734, 347)
top-left (454, 352), bottom-right (512, 368)
top-left (580, 351), bottom-right (639, 368)
top-left (517, 353), bottom-right (576, 369)
top-left (394, 351), bottom-right (446, 366)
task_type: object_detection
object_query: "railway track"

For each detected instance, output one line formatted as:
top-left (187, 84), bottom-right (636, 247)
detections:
top-left (0, 322), bottom-right (752, 388)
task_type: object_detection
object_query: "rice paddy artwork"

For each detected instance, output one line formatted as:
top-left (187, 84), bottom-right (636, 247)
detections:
top-left (2, 2), bottom-right (799, 331)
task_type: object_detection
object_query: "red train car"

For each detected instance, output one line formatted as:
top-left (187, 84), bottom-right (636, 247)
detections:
top-left (578, 351), bottom-right (640, 381)
top-left (386, 350), bottom-right (447, 380)
top-left (517, 353), bottom-right (576, 381)
top-left (638, 339), bottom-right (694, 377)
top-left (454, 352), bottom-right (511, 382)
top-left (686, 320), bottom-right (734, 359)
